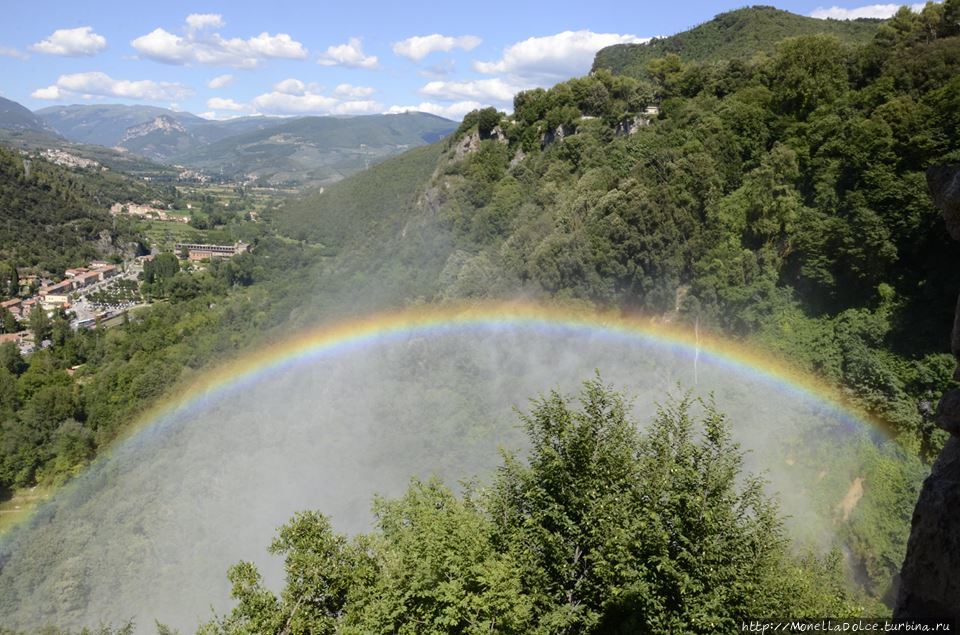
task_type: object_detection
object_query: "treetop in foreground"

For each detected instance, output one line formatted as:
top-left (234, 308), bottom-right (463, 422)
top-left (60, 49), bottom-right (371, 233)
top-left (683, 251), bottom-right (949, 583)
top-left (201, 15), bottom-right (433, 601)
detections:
top-left (201, 378), bottom-right (865, 634)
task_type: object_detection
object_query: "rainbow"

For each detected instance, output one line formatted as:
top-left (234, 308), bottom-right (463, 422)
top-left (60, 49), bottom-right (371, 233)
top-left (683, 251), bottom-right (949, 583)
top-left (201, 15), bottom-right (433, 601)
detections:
top-left (0, 300), bottom-right (888, 536)
top-left (125, 300), bottom-right (886, 443)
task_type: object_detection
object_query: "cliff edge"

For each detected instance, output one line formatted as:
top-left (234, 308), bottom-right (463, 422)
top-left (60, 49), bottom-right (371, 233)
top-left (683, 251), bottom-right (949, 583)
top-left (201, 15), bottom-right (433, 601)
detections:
top-left (894, 165), bottom-right (960, 621)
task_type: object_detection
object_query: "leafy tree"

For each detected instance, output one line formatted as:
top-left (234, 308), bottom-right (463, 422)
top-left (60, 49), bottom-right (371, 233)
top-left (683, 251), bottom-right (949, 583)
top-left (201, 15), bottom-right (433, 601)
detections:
top-left (768, 35), bottom-right (850, 117)
top-left (0, 261), bottom-right (17, 298)
top-left (28, 307), bottom-right (52, 343)
top-left (477, 107), bottom-right (502, 139)
top-left (0, 306), bottom-right (18, 334)
top-left (204, 379), bottom-right (863, 633)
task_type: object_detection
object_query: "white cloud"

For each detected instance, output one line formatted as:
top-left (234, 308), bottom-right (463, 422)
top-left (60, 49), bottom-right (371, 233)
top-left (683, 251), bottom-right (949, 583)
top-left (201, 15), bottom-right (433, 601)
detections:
top-left (131, 16), bottom-right (307, 68)
top-left (317, 37), bottom-right (378, 69)
top-left (207, 74), bottom-right (234, 89)
top-left (386, 100), bottom-right (482, 120)
top-left (810, 3), bottom-right (926, 19)
top-left (474, 30), bottom-right (648, 81)
top-left (330, 100), bottom-right (382, 115)
top-left (251, 90), bottom-right (338, 114)
top-left (274, 78), bottom-right (307, 95)
top-left (32, 71), bottom-right (192, 102)
top-left (206, 97), bottom-right (248, 111)
top-left (186, 13), bottom-right (225, 31)
top-left (250, 84), bottom-right (383, 116)
top-left (420, 78), bottom-right (522, 104)
top-left (31, 26), bottom-right (107, 56)
top-left (334, 83), bottom-right (376, 98)
top-left (0, 46), bottom-right (28, 60)
top-left (392, 34), bottom-right (481, 61)
top-left (31, 85), bottom-right (63, 100)
top-left (197, 110), bottom-right (244, 121)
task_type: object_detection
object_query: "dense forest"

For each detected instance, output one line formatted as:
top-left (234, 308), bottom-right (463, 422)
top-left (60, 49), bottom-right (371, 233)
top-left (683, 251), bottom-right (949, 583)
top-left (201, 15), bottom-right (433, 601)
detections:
top-left (1, 2), bottom-right (959, 631)
top-left (0, 147), bottom-right (155, 274)
top-left (282, 1), bottom-right (960, 456)
top-left (592, 6), bottom-right (882, 78)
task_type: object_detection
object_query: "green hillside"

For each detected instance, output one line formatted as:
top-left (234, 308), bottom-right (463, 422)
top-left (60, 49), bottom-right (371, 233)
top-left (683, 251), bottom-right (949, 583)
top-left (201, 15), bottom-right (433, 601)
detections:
top-left (0, 146), bottom-right (157, 274)
top-left (277, 142), bottom-right (442, 246)
top-left (593, 5), bottom-right (881, 78)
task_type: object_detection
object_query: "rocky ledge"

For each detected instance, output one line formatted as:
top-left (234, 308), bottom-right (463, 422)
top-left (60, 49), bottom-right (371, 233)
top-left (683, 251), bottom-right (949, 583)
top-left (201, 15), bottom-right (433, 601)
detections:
top-left (894, 165), bottom-right (960, 623)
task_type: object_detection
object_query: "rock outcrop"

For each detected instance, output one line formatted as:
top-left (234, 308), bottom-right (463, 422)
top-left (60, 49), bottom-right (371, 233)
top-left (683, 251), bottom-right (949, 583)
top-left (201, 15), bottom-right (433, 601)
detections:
top-left (894, 165), bottom-right (960, 623)
top-left (540, 124), bottom-right (572, 149)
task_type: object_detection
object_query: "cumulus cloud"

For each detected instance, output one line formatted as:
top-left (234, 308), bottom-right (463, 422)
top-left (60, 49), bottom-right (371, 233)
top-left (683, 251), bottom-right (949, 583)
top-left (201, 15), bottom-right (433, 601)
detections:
top-left (32, 71), bottom-right (192, 102)
top-left (207, 74), bottom-right (234, 89)
top-left (31, 85), bottom-right (63, 100)
top-left (249, 83), bottom-right (382, 116)
top-left (810, 3), bottom-right (926, 19)
top-left (419, 78), bottom-right (523, 104)
top-left (273, 78), bottom-right (308, 95)
top-left (474, 30), bottom-right (648, 81)
top-left (0, 46), bottom-right (28, 60)
top-left (392, 34), bottom-right (481, 61)
top-left (131, 16), bottom-right (307, 67)
top-left (317, 37), bottom-right (378, 69)
top-left (185, 13), bottom-right (225, 31)
top-left (333, 83), bottom-right (376, 98)
top-left (251, 90), bottom-right (338, 114)
top-left (206, 96), bottom-right (248, 111)
top-left (385, 100), bottom-right (482, 120)
top-left (31, 26), bottom-right (107, 56)
top-left (197, 110), bottom-right (245, 121)
top-left (330, 100), bottom-right (382, 115)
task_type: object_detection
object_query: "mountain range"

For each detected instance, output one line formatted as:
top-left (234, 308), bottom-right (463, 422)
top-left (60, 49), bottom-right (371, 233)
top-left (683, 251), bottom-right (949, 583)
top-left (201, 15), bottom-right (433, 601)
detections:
top-left (0, 99), bottom-right (457, 187)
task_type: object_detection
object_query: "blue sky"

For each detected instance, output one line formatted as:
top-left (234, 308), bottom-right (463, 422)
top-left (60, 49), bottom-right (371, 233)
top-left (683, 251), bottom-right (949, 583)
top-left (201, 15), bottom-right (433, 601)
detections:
top-left (0, 0), bottom-right (926, 120)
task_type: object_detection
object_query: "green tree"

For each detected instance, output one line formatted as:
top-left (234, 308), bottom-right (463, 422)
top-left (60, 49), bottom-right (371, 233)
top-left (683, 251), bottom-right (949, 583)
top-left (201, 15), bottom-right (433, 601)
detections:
top-left (205, 379), bottom-right (862, 634)
top-left (0, 261), bottom-right (17, 298)
top-left (0, 306), bottom-right (18, 334)
top-left (29, 307), bottom-right (52, 343)
top-left (477, 107), bottom-right (502, 139)
top-left (769, 35), bottom-right (850, 117)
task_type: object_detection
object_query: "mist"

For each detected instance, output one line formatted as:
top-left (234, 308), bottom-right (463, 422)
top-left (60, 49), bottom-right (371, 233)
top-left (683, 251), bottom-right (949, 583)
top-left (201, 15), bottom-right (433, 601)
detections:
top-left (0, 324), bottom-right (890, 632)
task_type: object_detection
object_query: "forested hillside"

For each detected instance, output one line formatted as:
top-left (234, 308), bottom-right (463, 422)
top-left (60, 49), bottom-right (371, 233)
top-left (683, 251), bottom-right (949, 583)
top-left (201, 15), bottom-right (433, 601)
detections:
top-left (280, 1), bottom-right (960, 457)
top-left (0, 147), bottom-right (154, 274)
top-left (592, 5), bottom-right (881, 78)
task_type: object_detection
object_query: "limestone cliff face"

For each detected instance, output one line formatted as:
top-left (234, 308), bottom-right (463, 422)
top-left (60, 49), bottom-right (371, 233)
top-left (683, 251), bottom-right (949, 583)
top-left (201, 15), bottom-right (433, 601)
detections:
top-left (894, 165), bottom-right (960, 622)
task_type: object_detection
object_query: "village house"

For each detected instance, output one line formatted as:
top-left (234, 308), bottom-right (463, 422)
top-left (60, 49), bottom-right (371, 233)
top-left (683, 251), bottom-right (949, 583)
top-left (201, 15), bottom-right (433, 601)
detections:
top-left (1, 298), bottom-right (23, 319)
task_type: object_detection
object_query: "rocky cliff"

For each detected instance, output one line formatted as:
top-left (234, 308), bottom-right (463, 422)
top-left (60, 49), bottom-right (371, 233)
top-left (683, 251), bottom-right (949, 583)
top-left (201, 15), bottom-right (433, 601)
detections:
top-left (894, 165), bottom-right (960, 622)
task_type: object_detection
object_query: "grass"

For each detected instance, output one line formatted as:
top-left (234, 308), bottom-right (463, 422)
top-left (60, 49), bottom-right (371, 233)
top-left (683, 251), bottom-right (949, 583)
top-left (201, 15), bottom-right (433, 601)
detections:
top-left (0, 485), bottom-right (53, 534)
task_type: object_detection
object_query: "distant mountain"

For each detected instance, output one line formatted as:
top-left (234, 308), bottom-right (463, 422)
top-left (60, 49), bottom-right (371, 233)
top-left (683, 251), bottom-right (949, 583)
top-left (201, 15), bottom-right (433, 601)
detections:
top-left (172, 112), bottom-right (457, 187)
top-left (113, 114), bottom-right (191, 161)
top-left (32, 105), bottom-right (454, 184)
top-left (35, 104), bottom-right (204, 147)
top-left (592, 5), bottom-right (882, 78)
top-left (0, 96), bottom-right (57, 134)
top-left (34, 104), bottom-right (288, 161)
